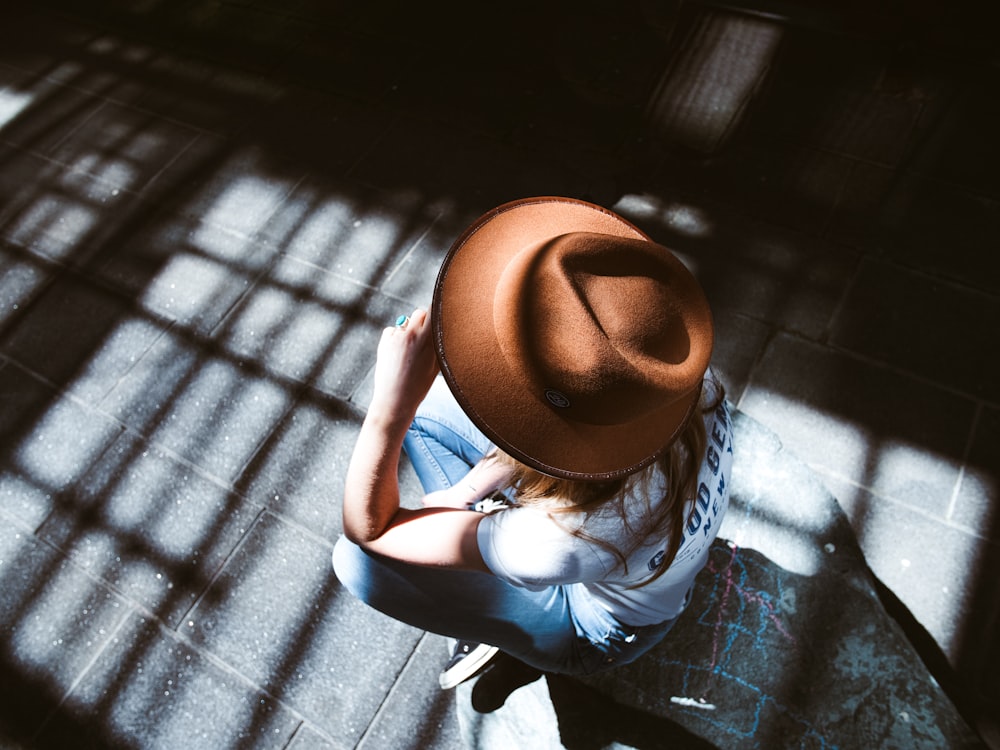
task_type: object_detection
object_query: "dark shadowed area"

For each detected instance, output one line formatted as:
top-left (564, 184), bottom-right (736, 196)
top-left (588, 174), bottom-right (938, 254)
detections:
top-left (0, 1), bottom-right (996, 748)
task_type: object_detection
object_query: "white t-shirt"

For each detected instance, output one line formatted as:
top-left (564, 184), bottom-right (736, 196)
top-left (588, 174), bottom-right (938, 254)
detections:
top-left (477, 391), bottom-right (734, 626)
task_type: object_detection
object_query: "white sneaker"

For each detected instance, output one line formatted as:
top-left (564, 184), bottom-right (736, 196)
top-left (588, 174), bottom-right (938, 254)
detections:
top-left (439, 640), bottom-right (500, 689)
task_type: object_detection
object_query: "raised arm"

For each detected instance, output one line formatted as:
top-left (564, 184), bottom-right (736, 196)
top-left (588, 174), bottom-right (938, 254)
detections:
top-left (341, 308), bottom-right (489, 571)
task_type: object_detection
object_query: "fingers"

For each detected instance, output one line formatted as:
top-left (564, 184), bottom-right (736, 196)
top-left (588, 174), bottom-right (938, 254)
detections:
top-left (387, 307), bottom-right (428, 334)
top-left (405, 307), bottom-right (428, 332)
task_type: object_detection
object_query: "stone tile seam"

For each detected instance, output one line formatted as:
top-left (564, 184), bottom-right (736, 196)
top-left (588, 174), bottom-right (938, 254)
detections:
top-left (341, 109), bottom-right (403, 182)
top-left (821, 337), bottom-right (998, 410)
top-left (810, 462), bottom-right (1000, 547)
top-left (2, 486), bottom-right (338, 744)
top-left (150, 512), bottom-right (356, 750)
top-left (815, 238), bottom-right (866, 346)
top-left (848, 252), bottom-right (1000, 304)
top-left (108, 511), bottom-right (348, 736)
top-left (736, 327), bottom-right (990, 526)
top-left (84, 316), bottom-right (181, 408)
top-left (376, 212), bottom-right (446, 296)
top-left (173, 172), bottom-right (309, 259)
top-left (282, 720), bottom-right (343, 750)
top-left (24, 454), bottom-right (265, 626)
top-left (0, 354), bottom-right (130, 458)
top-left (205, 227), bottom-right (388, 347)
top-left (353, 631), bottom-right (436, 750)
top-left (172, 504), bottom-right (269, 635)
top-left (754, 102), bottom-right (930, 174)
top-left (0, 356), bottom-right (275, 521)
top-left (0, 26), bottom-right (304, 137)
top-left (742, 322), bottom-right (999, 410)
top-left (0, 334), bottom-right (249, 497)
top-left (134, 126), bottom-right (211, 196)
top-left (27, 601), bottom-right (135, 746)
top-left (0, 138), bottom-right (152, 213)
top-left (816, 146), bottom-right (858, 238)
top-left (346, 360), bottom-right (376, 408)
top-left (4, 244), bottom-right (413, 418)
top-left (37, 94), bottom-right (109, 158)
top-left (109, 613), bottom-right (318, 745)
top-left (3, 507), bottom-right (160, 623)
top-left (260, 253), bottom-right (411, 302)
top-left (0, 264), bottom-right (324, 475)
top-left (731, 320), bottom-right (784, 414)
top-left (945, 402), bottom-right (983, 524)
top-left (0, 314), bottom-right (354, 505)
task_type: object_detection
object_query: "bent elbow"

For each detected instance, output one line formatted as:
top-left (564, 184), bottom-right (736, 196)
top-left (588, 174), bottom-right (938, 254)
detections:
top-left (342, 517), bottom-right (387, 547)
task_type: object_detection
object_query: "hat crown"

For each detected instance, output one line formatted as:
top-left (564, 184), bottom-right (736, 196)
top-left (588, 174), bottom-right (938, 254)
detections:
top-left (433, 196), bottom-right (715, 480)
top-left (493, 232), bottom-right (712, 426)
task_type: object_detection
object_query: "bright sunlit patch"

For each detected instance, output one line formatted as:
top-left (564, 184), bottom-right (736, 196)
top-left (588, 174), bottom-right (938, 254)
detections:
top-left (663, 203), bottom-right (712, 237)
top-left (64, 154), bottom-right (138, 197)
top-left (0, 89), bottom-right (34, 129)
top-left (140, 252), bottom-right (232, 320)
top-left (14, 399), bottom-right (118, 489)
top-left (6, 195), bottom-right (97, 260)
top-left (12, 559), bottom-right (127, 670)
top-left (646, 13), bottom-right (782, 155)
top-left (614, 194), bottom-right (713, 238)
top-left (192, 174), bottom-right (297, 260)
top-left (281, 198), bottom-right (355, 262)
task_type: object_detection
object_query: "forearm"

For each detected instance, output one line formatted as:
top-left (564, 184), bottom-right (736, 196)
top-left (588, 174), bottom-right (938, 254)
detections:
top-left (342, 408), bottom-right (412, 543)
top-left (342, 307), bottom-right (438, 544)
top-left (341, 408), bottom-right (489, 571)
top-left (420, 452), bottom-right (515, 510)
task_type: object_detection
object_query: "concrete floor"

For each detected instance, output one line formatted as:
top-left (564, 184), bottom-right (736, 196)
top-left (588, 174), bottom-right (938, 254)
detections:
top-left (0, 0), bottom-right (997, 747)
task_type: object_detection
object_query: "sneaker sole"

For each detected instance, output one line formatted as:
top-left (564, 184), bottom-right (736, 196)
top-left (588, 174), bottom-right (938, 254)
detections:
top-left (439, 644), bottom-right (500, 689)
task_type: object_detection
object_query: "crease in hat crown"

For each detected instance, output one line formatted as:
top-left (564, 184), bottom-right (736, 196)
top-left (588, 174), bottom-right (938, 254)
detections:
top-left (433, 197), bottom-right (714, 481)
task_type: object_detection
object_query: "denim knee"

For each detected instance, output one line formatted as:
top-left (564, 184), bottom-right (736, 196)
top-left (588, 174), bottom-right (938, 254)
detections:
top-left (331, 535), bottom-right (368, 601)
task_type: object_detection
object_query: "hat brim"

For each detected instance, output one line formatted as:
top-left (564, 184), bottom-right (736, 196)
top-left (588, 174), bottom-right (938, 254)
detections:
top-left (432, 197), bottom-right (703, 481)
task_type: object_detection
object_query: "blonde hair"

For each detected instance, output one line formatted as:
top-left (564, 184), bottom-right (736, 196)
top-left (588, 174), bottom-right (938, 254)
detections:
top-left (495, 378), bottom-right (724, 587)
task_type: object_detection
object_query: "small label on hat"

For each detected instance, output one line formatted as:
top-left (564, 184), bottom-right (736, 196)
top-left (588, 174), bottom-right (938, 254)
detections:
top-left (545, 389), bottom-right (571, 408)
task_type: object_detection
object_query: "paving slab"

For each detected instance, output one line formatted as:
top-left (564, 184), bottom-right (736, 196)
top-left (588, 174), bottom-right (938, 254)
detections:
top-left (47, 99), bottom-right (203, 194)
top-left (741, 332), bottom-right (974, 518)
top-left (234, 394), bottom-right (362, 538)
top-left (877, 175), bottom-right (1000, 296)
top-left (955, 405), bottom-right (1000, 531)
top-left (823, 473), bottom-right (994, 665)
top-left (0, 150), bottom-right (135, 270)
top-left (37, 431), bottom-right (262, 627)
top-left (613, 191), bottom-right (861, 340)
top-left (830, 256), bottom-right (1000, 400)
top-left (705, 309), bottom-right (771, 404)
top-left (346, 116), bottom-right (586, 210)
top-left (903, 73), bottom-right (1000, 200)
top-left (97, 218), bottom-right (268, 336)
top-left (34, 612), bottom-right (302, 749)
top-left (0, 521), bottom-right (132, 744)
top-left (357, 634), bottom-right (464, 750)
top-left (184, 511), bottom-right (424, 747)
top-left (0, 271), bottom-right (172, 402)
top-left (0, 367), bottom-right (123, 529)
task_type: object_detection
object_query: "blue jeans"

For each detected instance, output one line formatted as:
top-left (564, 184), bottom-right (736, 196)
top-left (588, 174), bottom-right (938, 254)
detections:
top-left (332, 376), bottom-right (677, 675)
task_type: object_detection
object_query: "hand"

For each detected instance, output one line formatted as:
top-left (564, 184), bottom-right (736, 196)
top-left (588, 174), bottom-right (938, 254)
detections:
top-left (368, 308), bottom-right (439, 426)
top-left (421, 453), bottom-right (514, 509)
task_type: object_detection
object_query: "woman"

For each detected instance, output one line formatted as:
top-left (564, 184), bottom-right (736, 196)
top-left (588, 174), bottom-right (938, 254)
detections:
top-left (333, 197), bottom-right (734, 702)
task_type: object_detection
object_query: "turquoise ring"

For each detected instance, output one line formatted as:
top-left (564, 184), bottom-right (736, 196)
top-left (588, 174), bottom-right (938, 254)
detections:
top-left (395, 314), bottom-right (409, 328)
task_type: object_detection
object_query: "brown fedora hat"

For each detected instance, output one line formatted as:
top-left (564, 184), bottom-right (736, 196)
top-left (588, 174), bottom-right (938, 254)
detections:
top-left (432, 197), bottom-right (714, 481)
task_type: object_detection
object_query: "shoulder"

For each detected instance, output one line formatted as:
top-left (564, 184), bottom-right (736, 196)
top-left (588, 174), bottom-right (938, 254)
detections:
top-left (478, 506), bottom-right (611, 584)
